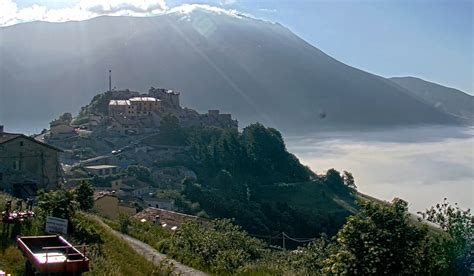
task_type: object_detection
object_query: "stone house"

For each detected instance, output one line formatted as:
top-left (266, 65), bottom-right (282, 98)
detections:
top-left (85, 165), bottom-right (120, 176)
top-left (143, 198), bottom-right (175, 210)
top-left (94, 192), bottom-right (136, 219)
top-left (0, 126), bottom-right (63, 197)
top-left (148, 88), bottom-right (180, 108)
top-left (109, 97), bottom-right (161, 121)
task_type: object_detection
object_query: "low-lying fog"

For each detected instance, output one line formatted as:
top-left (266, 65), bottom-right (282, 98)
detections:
top-left (285, 126), bottom-right (473, 213)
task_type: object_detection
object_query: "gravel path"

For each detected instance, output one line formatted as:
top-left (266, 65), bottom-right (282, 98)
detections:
top-left (93, 216), bottom-right (208, 276)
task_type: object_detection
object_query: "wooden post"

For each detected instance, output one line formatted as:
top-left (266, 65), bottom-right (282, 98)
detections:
top-left (282, 232), bottom-right (286, 250)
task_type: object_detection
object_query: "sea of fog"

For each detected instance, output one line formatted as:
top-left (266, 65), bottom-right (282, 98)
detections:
top-left (284, 126), bottom-right (473, 213)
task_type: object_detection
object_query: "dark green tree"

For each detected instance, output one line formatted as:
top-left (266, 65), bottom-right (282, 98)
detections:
top-left (59, 112), bottom-right (73, 123)
top-left (125, 165), bottom-right (152, 183)
top-left (323, 198), bottom-right (429, 274)
top-left (418, 199), bottom-right (473, 273)
top-left (37, 189), bottom-right (78, 220)
top-left (158, 113), bottom-right (186, 145)
top-left (342, 170), bottom-right (357, 191)
top-left (75, 180), bottom-right (94, 211)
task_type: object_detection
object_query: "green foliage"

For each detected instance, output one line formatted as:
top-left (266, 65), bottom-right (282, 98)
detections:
top-left (76, 180), bottom-right (94, 211)
top-left (418, 199), bottom-right (473, 273)
top-left (79, 92), bottom-right (112, 117)
top-left (125, 165), bottom-right (153, 183)
top-left (150, 113), bottom-right (186, 145)
top-left (177, 123), bottom-right (346, 241)
top-left (74, 215), bottom-right (165, 275)
top-left (342, 170), bottom-right (357, 191)
top-left (118, 213), bottom-right (131, 234)
top-left (36, 188), bottom-right (78, 220)
top-left (71, 214), bottom-right (104, 244)
top-left (288, 235), bottom-right (335, 274)
top-left (107, 217), bottom-right (267, 274)
top-left (59, 112), bottom-right (73, 123)
top-left (323, 198), bottom-right (436, 274)
top-left (0, 246), bottom-right (24, 275)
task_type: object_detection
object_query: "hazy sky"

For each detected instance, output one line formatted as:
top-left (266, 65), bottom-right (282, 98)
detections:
top-left (2, 0), bottom-right (473, 94)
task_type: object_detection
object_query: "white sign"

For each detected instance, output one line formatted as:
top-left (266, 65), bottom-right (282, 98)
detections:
top-left (45, 216), bottom-right (68, 234)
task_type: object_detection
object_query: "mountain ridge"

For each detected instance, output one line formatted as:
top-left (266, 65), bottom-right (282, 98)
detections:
top-left (0, 10), bottom-right (461, 132)
top-left (389, 76), bottom-right (473, 123)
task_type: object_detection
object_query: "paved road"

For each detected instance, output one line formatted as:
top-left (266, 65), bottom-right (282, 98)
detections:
top-left (93, 217), bottom-right (207, 276)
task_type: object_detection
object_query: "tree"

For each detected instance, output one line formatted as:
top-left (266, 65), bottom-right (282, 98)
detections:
top-left (418, 198), bottom-right (473, 273)
top-left (342, 171), bottom-right (357, 191)
top-left (118, 213), bottom-right (131, 234)
top-left (75, 180), bottom-right (94, 211)
top-left (158, 113), bottom-right (186, 145)
top-left (37, 189), bottom-right (77, 220)
top-left (323, 198), bottom-right (429, 274)
top-left (59, 112), bottom-right (73, 123)
top-left (168, 219), bottom-right (264, 273)
top-left (125, 165), bottom-right (152, 183)
top-left (290, 234), bottom-right (334, 274)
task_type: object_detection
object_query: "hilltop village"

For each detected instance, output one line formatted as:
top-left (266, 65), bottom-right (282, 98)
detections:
top-left (1, 86), bottom-right (238, 221)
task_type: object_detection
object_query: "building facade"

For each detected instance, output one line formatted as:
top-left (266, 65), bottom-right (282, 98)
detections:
top-left (0, 128), bottom-right (63, 197)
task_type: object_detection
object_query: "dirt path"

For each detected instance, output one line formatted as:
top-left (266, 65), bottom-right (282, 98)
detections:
top-left (92, 216), bottom-right (208, 276)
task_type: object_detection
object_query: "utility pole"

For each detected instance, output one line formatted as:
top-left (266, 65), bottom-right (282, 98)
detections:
top-left (282, 232), bottom-right (286, 250)
top-left (109, 70), bottom-right (112, 92)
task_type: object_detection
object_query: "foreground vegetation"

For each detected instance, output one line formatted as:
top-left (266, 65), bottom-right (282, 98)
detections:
top-left (0, 189), bottom-right (170, 275)
top-left (108, 196), bottom-right (473, 275)
top-left (1, 180), bottom-right (471, 275)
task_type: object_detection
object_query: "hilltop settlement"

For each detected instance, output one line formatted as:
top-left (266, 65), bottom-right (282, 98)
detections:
top-left (1, 86), bottom-right (238, 222)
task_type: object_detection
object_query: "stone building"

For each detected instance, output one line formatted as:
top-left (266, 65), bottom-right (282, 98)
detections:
top-left (129, 97), bottom-right (162, 116)
top-left (148, 87), bottom-right (180, 108)
top-left (85, 165), bottom-right (120, 176)
top-left (108, 100), bottom-right (131, 118)
top-left (0, 126), bottom-right (63, 197)
top-left (94, 192), bottom-right (136, 219)
top-left (109, 97), bottom-right (161, 120)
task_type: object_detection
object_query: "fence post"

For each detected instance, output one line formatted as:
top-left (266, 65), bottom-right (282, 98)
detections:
top-left (282, 232), bottom-right (286, 250)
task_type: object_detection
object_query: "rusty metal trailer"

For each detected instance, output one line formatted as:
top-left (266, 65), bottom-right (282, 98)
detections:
top-left (16, 235), bottom-right (89, 275)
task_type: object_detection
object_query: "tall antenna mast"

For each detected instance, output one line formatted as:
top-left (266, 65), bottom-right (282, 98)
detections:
top-left (109, 70), bottom-right (112, 92)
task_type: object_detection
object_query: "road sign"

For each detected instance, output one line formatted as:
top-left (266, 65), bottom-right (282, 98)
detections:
top-left (45, 216), bottom-right (68, 234)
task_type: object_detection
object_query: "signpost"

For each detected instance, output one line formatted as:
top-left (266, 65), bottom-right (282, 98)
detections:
top-left (45, 216), bottom-right (68, 234)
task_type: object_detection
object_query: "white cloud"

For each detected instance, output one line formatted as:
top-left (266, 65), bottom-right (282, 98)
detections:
top-left (0, 0), bottom-right (168, 26)
top-left (220, 0), bottom-right (236, 5)
top-left (166, 4), bottom-right (241, 18)
top-left (0, 0), bottom-right (19, 26)
top-left (259, 8), bottom-right (277, 13)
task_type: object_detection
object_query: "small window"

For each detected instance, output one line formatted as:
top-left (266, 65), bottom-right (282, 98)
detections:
top-left (0, 173), bottom-right (3, 181)
top-left (20, 141), bottom-right (24, 146)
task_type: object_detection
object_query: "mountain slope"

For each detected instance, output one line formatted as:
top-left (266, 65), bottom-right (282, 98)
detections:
top-left (0, 9), bottom-right (460, 131)
top-left (390, 76), bottom-right (474, 123)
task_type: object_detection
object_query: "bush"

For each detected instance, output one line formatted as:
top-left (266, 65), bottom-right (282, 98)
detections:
top-left (166, 219), bottom-right (264, 273)
top-left (118, 213), bottom-right (131, 234)
top-left (0, 246), bottom-right (24, 275)
top-left (75, 180), bottom-right (94, 211)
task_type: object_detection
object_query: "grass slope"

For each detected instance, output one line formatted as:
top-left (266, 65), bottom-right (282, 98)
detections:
top-left (0, 193), bottom-right (167, 276)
